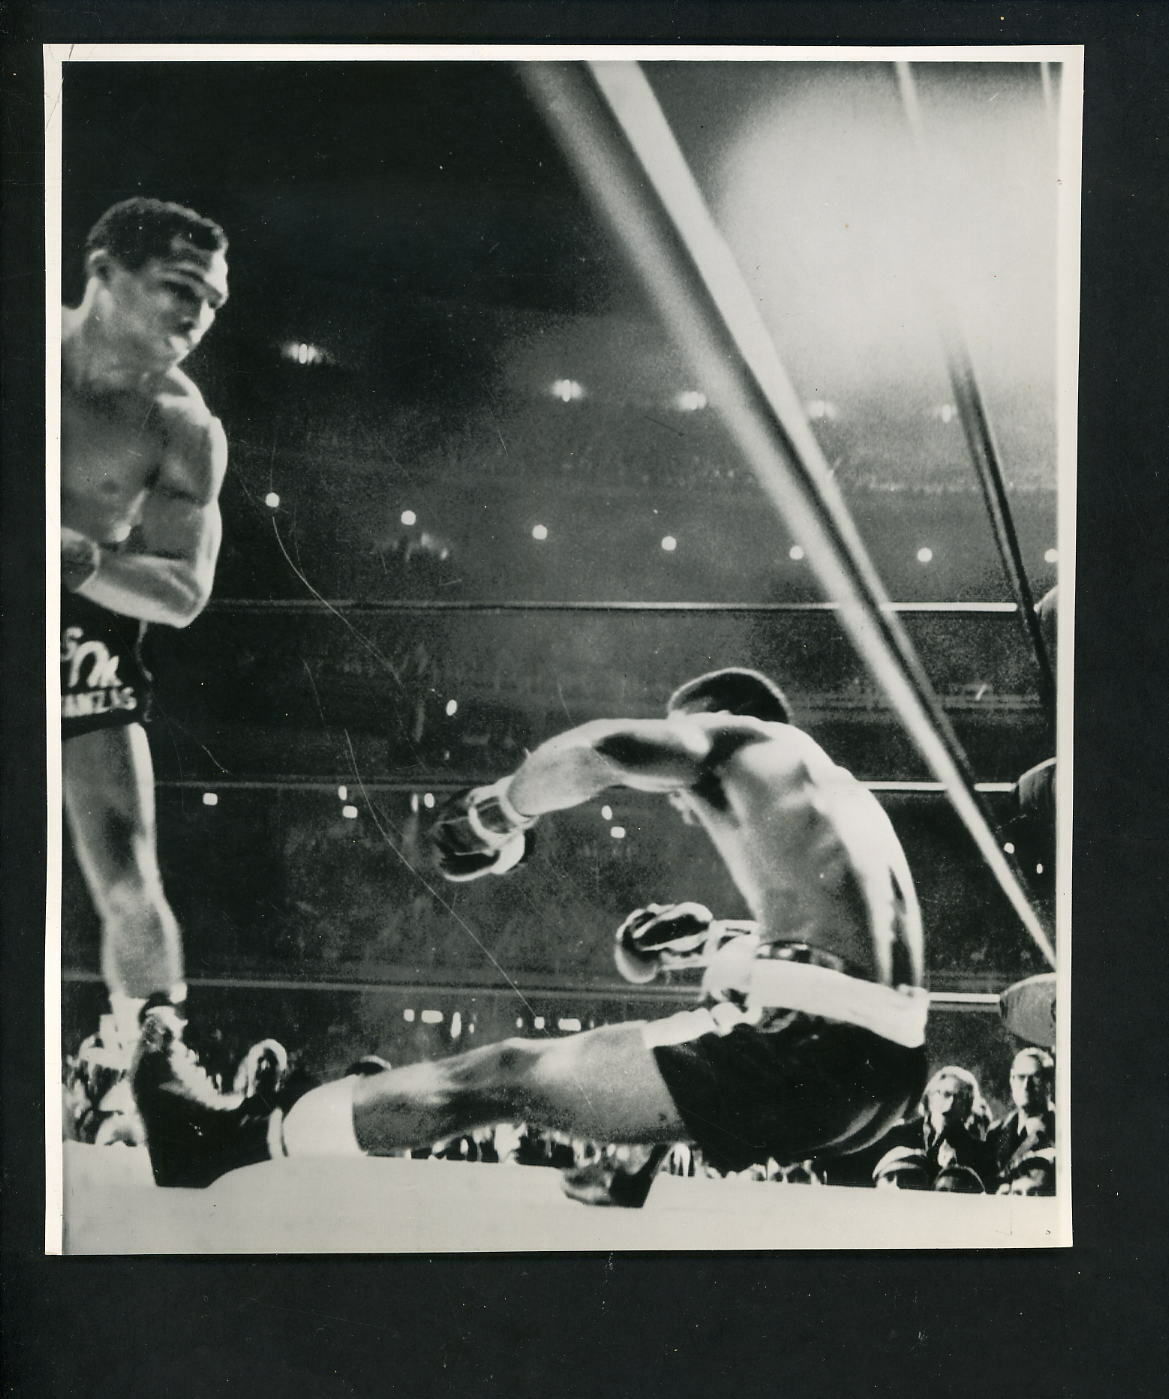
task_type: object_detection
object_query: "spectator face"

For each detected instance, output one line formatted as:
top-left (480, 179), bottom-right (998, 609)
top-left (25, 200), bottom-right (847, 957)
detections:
top-left (875, 1167), bottom-right (930, 1191)
top-left (926, 1073), bottom-right (971, 1129)
top-left (1008, 1166), bottom-right (1054, 1196)
top-left (1009, 1052), bottom-right (1052, 1113)
top-left (933, 1168), bottom-right (984, 1194)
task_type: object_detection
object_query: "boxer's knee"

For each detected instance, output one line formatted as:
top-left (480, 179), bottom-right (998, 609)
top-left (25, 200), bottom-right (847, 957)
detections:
top-left (441, 1036), bottom-right (546, 1122)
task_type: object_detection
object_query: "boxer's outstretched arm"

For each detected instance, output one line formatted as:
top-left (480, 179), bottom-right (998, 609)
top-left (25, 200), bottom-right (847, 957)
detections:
top-left (506, 717), bottom-right (711, 817)
top-left (66, 402), bottom-right (227, 628)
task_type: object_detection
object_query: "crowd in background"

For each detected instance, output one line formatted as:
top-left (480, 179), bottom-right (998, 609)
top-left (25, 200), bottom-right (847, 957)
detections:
top-left (65, 1020), bottom-right (1056, 1199)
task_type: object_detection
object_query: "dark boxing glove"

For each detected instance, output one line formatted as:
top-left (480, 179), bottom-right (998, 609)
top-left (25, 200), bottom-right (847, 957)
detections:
top-left (613, 902), bottom-right (715, 984)
top-left (430, 777), bottom-right (537, 883)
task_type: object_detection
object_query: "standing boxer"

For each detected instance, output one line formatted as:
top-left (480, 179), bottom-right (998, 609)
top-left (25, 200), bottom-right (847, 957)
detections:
top-left (61, 198), bottom-right (229, 1082)
top-left (132, 668), bottom-right (929, 1202)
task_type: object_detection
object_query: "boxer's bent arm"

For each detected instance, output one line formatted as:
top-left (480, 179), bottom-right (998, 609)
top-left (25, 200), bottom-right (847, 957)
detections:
top-left (71, 410), bottom-right (226, 628)
top-left (506, 717), bottom-right (711, 817)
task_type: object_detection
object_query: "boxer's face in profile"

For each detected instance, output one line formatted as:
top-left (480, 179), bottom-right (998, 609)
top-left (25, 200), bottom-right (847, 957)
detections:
top-left (93, 235), bottom-right (229, 368)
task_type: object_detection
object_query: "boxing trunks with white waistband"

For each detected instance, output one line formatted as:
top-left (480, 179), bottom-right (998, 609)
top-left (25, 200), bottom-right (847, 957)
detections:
top-left (61, 590), bottom-right (153, 738)
top-left (645, 943), bottom-right (929, 1174)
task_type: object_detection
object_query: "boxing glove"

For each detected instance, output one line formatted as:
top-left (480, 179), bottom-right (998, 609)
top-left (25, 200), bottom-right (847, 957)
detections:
top-left (430, 778), bottom-right (536, 883)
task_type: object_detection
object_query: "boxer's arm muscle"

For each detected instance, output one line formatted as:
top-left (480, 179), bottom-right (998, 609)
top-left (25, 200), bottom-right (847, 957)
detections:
top-left (506, 717), bottom-right (712, 817)
top-left (74, 407), bottom-right (227, 627)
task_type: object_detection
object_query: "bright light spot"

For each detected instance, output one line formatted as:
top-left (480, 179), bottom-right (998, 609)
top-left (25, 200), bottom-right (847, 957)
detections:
top-left (610, 826), bottom-right (626, 839)
top-left (403, 1008), bottom-right (415, 1023)
top-left (805, 399), bottom-right (839, 421)
top-left (532, 524), bottom-right (548, 541)
top-left (337, 785), bottom-right (348, 801)
top-left (1045, 548), bottom-right (1058, 564)
top-left (400, 509), bottom-right (417, 526)
top-left (558, 1018), bottom-right (582, 1033)
top-left (600, 805), bottom-right (613, 821)
top-left (423, 793), bottom-right (436, 809)
top-left (410, 793), bottom-right (420, 812)
top-left (1004, 842), bottom-right (1016, 855)
top-left (515, 1017), bottom-right (524, 1030)
top-left (264, 492), bottom-right (281, 509)
top-left (534, 1016), bottom-right (546, 1030)
top-left (342, 804), bottom-right (359, 819)
top-left (1035, 863), bottom-right (1045, 876)
top-left (421, 1009), bottom-right (443, 1025)
top-left (449, 1012), bottom-right (462, 1039)
top-left (789, 545), bottom-right (805, 562)
top-left (932, 404), bottom-right (958, 424)
top-left (661, 535), bottom-right (677, 552)
top-left (676, 390), bottom-right (707, 412)
top-left (445, 699), bottom-right (458, 717)
top-left (202, 792), bottom-right (218, 807)
top-left (550, 378), bottom-right (585, 403)
top-left (916, 547), bottom-right (934, 564)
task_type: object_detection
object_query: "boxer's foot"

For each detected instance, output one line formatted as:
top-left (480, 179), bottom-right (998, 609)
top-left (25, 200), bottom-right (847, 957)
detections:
top-left (131, 1006), bottom-right (277, 1187)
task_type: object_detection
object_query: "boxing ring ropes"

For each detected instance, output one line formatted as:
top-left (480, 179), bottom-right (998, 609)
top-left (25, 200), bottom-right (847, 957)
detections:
top-left (67, 61), bottom-right (1060, 1018)
top-left (64, 61), bottom-right (1067, 1251)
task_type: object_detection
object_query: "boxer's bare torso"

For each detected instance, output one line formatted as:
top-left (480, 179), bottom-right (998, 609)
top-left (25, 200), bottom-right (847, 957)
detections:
top-left (677, 715), bottom-right (923, 986)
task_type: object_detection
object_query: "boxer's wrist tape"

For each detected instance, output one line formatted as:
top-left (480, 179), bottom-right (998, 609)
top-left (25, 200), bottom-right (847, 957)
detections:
top-left (467, 776), bottom-right (536, 841)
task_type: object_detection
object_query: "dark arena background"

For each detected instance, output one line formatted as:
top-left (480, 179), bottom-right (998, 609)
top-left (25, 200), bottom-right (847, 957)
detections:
top-left (56, 54), bottom-right (1067, 1243)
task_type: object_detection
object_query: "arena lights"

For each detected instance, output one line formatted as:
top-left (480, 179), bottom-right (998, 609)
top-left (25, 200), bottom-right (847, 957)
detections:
top-left (421, 1009), bottom-right (444, 1025)
top-left (916, 547), bottom-right (934, 564)
top-left (282, 341), bottom-right (330, 366)
top-left (341, 804), bottom-right (359, 819)
top-left (660, 535), bottom-right (678, 552)
top-left (337, 785), bottom-right (348, 801)
top-left (423, 793), bottom-right (436, 810)
top-left (675, 389), bottom-right (707, 412)
top-left (600, 804), bottom-right (613, 820)
top-left (550, 378), bottom-right (585, 403)
top-left (1004, 842), bottom-right (1016, 855)
top-left (410, 793), bottom-right (420, 813)
top-left (789, 545), bottom-right (805, 562)
top-left (202, 792), bottom-right (218, 807)
top-left (534, 1016), bottom-right (546, 1030)
top-left (403, 1008), bottom-right (415, 1022)
top-left (1045, 548), bottom-right (1058, 564)
top-left (531, 524), bottom-right (549, 541)
top-left (400, 509), bottom-right (417, 526)
top-left (444, 699), bottom-right (459, 717)
top-left (558, 1018), bottom-right (582, 1033)
top-left (515, 1017), bottom-right (524, 1030)
top-left (450, 1011), bottom-right (463, 1039)
top-left (610, 826), bottom-right (627, 839)
top-left (264, 492), bottom-right (281, 509)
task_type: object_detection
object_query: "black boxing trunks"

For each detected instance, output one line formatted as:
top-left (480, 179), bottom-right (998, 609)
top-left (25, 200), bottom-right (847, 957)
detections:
top-left (645, 946), bottom-right (929, 1173)
top-left (61, 591), bottom-right (152, 738)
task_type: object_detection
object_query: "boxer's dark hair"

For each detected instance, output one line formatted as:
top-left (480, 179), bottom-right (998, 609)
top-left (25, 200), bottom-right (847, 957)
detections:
top-left (667, 668), bottom-right (791, 724)
top-left (85, 197), bottom-right (227, 271)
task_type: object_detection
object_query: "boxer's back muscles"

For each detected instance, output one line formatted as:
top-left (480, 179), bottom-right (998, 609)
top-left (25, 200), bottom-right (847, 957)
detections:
top-left (682, 715), bottom-right (923, 986)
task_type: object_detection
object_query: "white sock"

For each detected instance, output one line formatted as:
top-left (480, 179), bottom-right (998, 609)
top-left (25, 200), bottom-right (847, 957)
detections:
top-left (281, 1077), bottom-right (363, 1157)
top-left (107, 994), bottom-right (147, 1054)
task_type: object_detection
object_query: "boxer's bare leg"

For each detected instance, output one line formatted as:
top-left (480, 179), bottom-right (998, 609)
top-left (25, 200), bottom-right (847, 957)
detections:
top-left (63, 724), bottom-right (184, 1002)
top-left (350, 1021), bottom-right (687, 1153)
